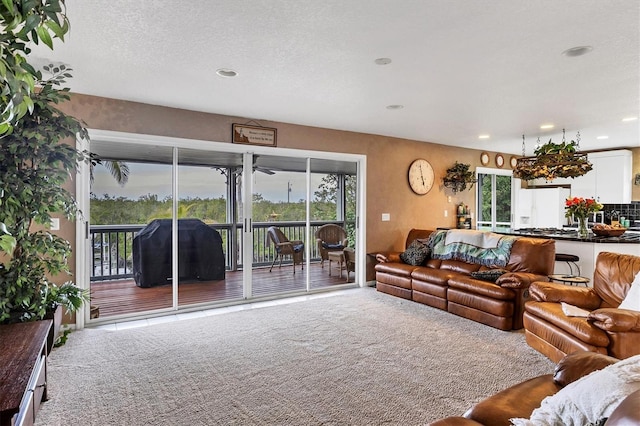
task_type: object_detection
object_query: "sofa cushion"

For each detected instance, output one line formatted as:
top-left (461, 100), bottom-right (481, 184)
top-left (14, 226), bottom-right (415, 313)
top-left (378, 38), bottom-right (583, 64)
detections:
top-left (321, 242), bottom-right (344, 249)
top-left (470, 268), bottom-right (508, 282)
top-left (525, 301), bottom-right (610, 347)
top-left (411, 267), bottom-right (456, 286)
top-left (510, 354), bottom-right (640, 426)
top-left (400, 240), bottom-right (430, 266)
top-left (448, 275), bottom-right (516, 301)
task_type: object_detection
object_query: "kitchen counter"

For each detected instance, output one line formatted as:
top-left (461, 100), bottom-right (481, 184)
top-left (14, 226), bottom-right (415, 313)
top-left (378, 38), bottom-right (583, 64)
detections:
top-left (495, 228), bottom-right (640, 282)
top-left (502, 228), bottom-right (640, 244)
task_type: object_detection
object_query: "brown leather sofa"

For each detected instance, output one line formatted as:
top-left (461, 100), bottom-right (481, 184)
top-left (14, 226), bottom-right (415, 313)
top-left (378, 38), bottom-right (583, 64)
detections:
top-left (524, 251), bottom-right (640, 363)
top-left (375, 229), bottom-right (555, 330)
top-left (428, 351), bottom-right (640, 426)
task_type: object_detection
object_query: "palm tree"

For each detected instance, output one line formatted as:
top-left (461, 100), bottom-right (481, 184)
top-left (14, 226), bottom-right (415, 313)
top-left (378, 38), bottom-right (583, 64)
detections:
top-left (90, 154), bottom-right (129, 186)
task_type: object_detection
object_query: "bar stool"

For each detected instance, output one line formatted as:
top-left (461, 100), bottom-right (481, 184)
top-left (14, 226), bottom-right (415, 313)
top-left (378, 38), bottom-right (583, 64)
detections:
top-left (555, 253), bottom-right (581, 277)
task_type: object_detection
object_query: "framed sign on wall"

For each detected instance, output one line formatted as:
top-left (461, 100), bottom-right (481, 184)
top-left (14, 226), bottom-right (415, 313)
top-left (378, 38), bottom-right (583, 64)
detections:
top-left (232, 124), bottom-right (277, 147)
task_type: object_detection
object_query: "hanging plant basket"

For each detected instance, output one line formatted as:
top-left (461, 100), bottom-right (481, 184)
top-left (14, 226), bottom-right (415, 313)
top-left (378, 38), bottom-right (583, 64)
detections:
top-left (513, 153), bottom-right (592, 181)
top-left (513, 132), bottom-right (593, 181)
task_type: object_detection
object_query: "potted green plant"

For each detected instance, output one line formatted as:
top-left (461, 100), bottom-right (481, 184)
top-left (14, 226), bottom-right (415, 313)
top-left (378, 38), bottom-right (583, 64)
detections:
top-left (443, 162), bottom-right (477, 193)
top-left (0, 1), bottom-right (90, 347)
top-left (0, 61), bottom-right (89, 345)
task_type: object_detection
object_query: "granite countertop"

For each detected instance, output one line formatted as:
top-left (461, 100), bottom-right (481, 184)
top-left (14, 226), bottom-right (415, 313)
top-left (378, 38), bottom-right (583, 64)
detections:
top-left (498, 229), bottom-right (640, 244)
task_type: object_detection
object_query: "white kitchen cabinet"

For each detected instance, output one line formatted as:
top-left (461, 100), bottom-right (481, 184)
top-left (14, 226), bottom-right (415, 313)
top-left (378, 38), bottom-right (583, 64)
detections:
top-left (529, 150), bottom-right (632, 204)
top-left (570, 150), bottom-right (632, 203)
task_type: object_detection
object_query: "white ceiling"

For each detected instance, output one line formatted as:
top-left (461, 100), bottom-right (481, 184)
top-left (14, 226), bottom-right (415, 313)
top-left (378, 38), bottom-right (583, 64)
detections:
top-left (29, 0), bottom-right (640, 155)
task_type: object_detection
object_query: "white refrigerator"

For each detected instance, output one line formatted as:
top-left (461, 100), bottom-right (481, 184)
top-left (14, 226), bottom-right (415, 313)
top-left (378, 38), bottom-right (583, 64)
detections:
top-left (514, 187), bottom-right (570, 229)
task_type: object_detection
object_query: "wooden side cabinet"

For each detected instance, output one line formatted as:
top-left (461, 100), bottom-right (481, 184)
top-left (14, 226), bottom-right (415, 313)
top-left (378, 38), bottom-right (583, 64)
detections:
top-left (0, 320), bottom-right (52, 426)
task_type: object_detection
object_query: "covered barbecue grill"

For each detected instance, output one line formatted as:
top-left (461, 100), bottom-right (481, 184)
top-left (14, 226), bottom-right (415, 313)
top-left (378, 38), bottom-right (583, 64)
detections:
top-left (132, 219), bottom-right (225, 287)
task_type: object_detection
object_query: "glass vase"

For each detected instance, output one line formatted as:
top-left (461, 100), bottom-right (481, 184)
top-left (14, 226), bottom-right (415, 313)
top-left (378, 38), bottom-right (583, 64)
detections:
top-left (577, 216), bottom-right (589, 238)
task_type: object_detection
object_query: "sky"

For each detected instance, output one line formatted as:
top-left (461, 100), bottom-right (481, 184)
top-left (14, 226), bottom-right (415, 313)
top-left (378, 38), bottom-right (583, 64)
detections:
top-left (92, 162), bottom-right (325, 202)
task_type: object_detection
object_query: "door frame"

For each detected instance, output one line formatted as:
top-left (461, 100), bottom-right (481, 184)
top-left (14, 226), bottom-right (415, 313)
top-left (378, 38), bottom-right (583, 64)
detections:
top-left (76, 129), bottom-right (367, 328)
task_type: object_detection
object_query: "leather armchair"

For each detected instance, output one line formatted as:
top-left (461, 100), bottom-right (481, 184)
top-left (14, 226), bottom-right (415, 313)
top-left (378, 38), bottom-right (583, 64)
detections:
top-left (315, 224), bottom-right (348, 267)
top-left (523, 251), bottom-right (640, 363)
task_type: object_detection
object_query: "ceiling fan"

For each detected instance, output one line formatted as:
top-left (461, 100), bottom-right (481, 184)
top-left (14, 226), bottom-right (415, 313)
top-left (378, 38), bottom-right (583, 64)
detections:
top-left (253, 155), bottom-right (276, 175)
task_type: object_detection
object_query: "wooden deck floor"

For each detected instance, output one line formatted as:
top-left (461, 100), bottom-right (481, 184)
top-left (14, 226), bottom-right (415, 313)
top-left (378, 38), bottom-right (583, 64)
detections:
top-left (90, 262), bottom-right (353, 318)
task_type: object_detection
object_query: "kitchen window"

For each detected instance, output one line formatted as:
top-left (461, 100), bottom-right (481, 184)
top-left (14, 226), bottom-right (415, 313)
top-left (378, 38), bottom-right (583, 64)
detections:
top-left (476, 167), bottom-right (513, 231)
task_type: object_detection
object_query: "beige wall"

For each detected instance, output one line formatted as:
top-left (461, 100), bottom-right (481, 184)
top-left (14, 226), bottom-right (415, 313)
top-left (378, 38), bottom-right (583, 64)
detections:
top-left (58, 94), bottom-right (513, 254)
top-left (633, 148), bottom-right (640, 201)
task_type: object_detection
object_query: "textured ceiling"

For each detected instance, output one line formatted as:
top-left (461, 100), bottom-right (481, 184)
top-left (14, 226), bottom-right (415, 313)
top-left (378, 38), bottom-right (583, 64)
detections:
top-left (29, 0), bottom-right (640, 154)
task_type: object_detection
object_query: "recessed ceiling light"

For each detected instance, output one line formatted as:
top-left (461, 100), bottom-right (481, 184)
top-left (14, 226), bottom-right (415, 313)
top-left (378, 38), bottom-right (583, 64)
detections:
top-left (540, 124), bottom-right (554, 130)
top-left (374, 58), bottom-right (392, 65)
top-left (216, 68), bottom-right (238, 78)
top-left (622, 116), bottom-right (638, 122)
top-left (478, 134), bottom-right (490, 139)
top-left (386, 104), bottom-right (403, 110)
top-left (561, 46), bottom-right (593, 57)
top-left (596, 135), bottom-right (609, 140)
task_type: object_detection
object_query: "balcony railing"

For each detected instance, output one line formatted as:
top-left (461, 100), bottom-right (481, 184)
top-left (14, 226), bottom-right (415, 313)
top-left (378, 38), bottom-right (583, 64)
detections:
top-left (90, 221), bottom-right (350, 282)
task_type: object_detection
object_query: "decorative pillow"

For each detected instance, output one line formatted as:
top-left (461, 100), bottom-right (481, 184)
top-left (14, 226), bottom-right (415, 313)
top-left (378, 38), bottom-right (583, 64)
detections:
top-left (619, 272), bottom-right (640, 311)
top-left (510, 354), bottom-right (640, 426)
top-left (470, 268), bottom-right (507, 283)
top-left (322, 242), bottom-right (344, 249)
top-left (399, 240), bottom-right (429, 266)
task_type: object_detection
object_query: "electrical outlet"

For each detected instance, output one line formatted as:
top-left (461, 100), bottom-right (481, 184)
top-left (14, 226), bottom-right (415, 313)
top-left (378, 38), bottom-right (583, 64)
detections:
top-left (444, 210), bottom-right (448, 217)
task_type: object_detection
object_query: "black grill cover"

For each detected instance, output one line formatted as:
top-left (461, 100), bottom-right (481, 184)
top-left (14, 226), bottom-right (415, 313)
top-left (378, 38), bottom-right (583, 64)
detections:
top-left (133, 219), bottom-right (225, 288)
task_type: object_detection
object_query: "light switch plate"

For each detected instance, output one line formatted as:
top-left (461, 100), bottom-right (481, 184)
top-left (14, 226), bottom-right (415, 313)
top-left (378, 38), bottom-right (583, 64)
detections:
top-left (381, 213), bottom-right (390, 221)
top-left (50, 218), bottom-right (60, 231)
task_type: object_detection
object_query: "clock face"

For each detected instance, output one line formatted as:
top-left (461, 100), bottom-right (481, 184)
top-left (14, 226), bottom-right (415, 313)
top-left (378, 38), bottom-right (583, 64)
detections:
top-left (408, 159), bottom-right (435, 195)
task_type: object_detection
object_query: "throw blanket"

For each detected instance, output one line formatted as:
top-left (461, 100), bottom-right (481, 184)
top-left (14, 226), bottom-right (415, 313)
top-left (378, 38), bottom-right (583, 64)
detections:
top-left (429, 229), bottom-right (519, 267)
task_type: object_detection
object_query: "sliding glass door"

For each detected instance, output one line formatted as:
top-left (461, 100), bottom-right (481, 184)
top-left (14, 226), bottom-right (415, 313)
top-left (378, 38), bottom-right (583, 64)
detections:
top-left (83, 131), bottom-right (363, 324)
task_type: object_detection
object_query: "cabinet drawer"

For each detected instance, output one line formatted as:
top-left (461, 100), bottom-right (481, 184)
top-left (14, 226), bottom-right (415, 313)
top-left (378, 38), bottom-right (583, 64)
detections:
top-left (31, 355), bottom-right (46, 418)
top-left (12, 391), bottom-right (33, 426)
top-left (13, 355), bottom-right (46, 426)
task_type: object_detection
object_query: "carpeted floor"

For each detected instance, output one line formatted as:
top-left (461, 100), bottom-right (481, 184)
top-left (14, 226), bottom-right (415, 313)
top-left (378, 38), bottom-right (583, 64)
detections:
top-left (36, 287), bottom-right (554, 425)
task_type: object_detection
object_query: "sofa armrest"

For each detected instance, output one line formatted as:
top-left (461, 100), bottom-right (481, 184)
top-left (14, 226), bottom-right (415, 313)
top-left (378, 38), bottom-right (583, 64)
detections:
top-left (496, 272), bottom-right (548, 289)
top-left (552, 351), bottom-right (619, 387)
top-left (588, 308), bottom-right (640, 332)
top-left (375, 251), bottom-right (403, 263)
top-left (528, 281), bottom-right (602, 309)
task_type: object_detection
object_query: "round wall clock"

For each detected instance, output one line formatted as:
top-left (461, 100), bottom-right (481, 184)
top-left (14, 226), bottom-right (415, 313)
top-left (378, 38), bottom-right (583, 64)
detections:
top-left (408, 159), bottom-right (435, 195)
top-left (495, 154), bottom-right (504, 168)
top-left (480, 152), bottom-right (490, 166)
top-left (510, 156), bottom-right (518, 169)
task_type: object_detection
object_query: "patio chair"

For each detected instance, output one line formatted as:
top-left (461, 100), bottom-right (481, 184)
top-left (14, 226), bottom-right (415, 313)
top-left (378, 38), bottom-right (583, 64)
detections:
top-left (315, 224), bottom-right (348, 267)
top-left (344, 247), bottom-right (356, 282)
top-left (266, 226), bottom-right (304, 274)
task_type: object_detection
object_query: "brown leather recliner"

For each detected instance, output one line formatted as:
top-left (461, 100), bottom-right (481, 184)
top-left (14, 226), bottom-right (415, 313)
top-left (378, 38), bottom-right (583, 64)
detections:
top-left (523, 251), bottom-right (640, 363)
top-left (428, 351), bottom-right (639, 426)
